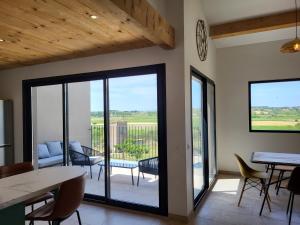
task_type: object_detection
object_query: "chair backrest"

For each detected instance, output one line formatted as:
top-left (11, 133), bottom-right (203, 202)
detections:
top-left (0, 162), bottom-right (33, 179)
top-left (287, 167), bottom-right (300, 194)
top-left (51, 174), bottom-right (85, 219)
top-left (139, 157), bottom-right (159, 175)
top-left (234, 154), bottom-right (253, 178)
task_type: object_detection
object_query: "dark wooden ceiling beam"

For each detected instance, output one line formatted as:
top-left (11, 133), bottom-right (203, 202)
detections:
top-left (210, 10), bottom-right (300, 39)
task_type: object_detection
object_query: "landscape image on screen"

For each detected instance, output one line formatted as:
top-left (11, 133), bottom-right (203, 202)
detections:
top-left (250, 80), bottom-right (300, 131)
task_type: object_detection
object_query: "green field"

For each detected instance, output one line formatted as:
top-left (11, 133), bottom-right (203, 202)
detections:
top-left (91, 110), bottom-right (157, 124)
top-left (251, 106), bottom-right (300, 131)
top-left (91, 111), bottom-right (158, 161)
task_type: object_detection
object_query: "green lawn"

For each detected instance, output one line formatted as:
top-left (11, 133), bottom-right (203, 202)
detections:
top-left (251, 106), bottom-right (300, 131)
top-left (252, 125), bottom-right (300, 131)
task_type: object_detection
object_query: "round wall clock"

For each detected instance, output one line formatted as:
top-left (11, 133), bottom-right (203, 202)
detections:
top-left (196, 19), bottom-right (208, 61)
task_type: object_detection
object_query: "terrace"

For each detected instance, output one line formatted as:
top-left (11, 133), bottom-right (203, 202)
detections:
top-left (83, 122), bottom-right (159, 207)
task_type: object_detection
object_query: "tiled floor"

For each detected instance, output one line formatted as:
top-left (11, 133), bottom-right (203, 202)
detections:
top-left (26, 174), bottom-right (300, 225)
top-left (84, 165), bottom-right (159, 206)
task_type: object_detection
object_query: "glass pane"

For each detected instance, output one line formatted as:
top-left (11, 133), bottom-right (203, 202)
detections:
top-left (250, 81), bottom-right (300, 131)
top-left (68, 81), bottom-right (105, 197)
top-left (207, 83), bottom-right (216, 183)
top-left (109, 74), bottom-right (159, 207)
top-left (192, 76), bottom-right (204, 199)
top-left (31, 84), bottom-right (63, 169)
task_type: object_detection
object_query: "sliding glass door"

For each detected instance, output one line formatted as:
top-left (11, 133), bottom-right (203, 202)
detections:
top-left (191, 67), bottom-right (217, 206)
top-left (23, 64), bottom-right (167, 215)
top-left (108, 74), bottom-right (159, 207)
top-left (68, 80), bottom-right (105, 197)
top-left (191, 77), bottom-right (205, 199)
top-left (207, 82), bottom-right (217, 183)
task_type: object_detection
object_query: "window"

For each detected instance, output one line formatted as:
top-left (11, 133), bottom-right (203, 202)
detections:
top-left (249, 79), bottom-right (300, 132)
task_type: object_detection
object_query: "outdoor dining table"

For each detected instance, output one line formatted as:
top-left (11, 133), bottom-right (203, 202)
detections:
top-left (0, 166), bottom-right (86, 225)
top-left (251, 152), bottom-right (300, 216)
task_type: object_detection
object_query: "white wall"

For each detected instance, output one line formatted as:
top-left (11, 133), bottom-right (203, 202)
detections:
top-left (0, 0), bottom-right (188, 216)
top-left (217, 39), bottom-right (300, 172)
top-left (184, 0), bottom-right (217, 214)
top-left (68, 82), bottom-right (91, 147)
top-left (33, 83), bottom-right (91, 146)
top-left (35, 85), bottom-right (63, 144)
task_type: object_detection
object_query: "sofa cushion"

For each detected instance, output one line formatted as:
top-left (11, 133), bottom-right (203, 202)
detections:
top-left (37, 144), bottom-right (50, 159)
top-left (46, 141), bottom-right (63, 156)
top-left (38, 155), bottom-right (63, 168)
top-left (69, 141), bottom-right (83, 154)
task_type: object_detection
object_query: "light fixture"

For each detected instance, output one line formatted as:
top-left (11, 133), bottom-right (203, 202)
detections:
top-left (0, 39), bottom-right (4, 42)
top-left (90, 15), bottom-right (98, 20)
top-left (280, 0), bottom-right (300, 53)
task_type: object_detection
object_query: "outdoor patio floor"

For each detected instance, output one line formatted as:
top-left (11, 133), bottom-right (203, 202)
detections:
top-left (78, 164), bottom-right (159, 207)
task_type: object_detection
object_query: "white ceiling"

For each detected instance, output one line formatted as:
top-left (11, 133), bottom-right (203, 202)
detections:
top-left (202, 0), bottom-right (294, 25)
top-left (202, 0), bottom-right (297, 48)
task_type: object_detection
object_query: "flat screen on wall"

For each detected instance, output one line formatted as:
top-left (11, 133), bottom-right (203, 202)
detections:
top-left (249, 79), bottom-right (300, 132)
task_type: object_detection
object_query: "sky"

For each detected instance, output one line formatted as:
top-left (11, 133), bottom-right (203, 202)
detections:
top-left (90, 74), bottom-right (157, 112)
top-left (251, 80), bottom-right (300, 107)
top-left (192, 78), bottom-right (202, 109)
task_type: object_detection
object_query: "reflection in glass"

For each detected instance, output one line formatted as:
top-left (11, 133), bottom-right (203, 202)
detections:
top-left (192, 77), bottom-right (204, 199)
top-left (68, 81), bottom-right (105, 197)
top-left (31, 85), bottom-right (63, 169)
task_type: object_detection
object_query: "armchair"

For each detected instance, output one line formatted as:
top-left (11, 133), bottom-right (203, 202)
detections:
top-left (69, 141), bottom-right (103, 179)
top-left (137, 157), bottom-right (158, 186)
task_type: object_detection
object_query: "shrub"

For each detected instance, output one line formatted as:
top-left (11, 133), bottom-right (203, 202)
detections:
top-left (115, 138), bottom-right (149, 160)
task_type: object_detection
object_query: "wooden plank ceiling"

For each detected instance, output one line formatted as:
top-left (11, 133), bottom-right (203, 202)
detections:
top-left (0, 0), bottom-right (175, 70)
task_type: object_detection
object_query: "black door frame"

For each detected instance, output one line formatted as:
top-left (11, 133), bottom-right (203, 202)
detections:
top-left (190, 66), bottom-right (217, 207)
top-left (22, 64), bottom-right (168, 215)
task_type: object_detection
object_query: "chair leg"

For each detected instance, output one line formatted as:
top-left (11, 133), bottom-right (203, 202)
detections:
top-left (261, 179), bottom-right (271, 212)
top-left (238, 178), bottom-right (247, 207)
top-left (48, 221), bottom-right (52, 225)
top-left (76, 210), bottom-right (82, 225)
top-left (260, 184), bottom-right (263, 196)
top-left (289, 193), bottom-right (295, 225)
top-left (266, 164), bottom-right (270, 173)
top-left (275, 171), bottom-right (282, 190)
top-left (142, 173), bottom-right (145, 179)
top-left (287, 192), bottom-right (292, 215)
top-left (98, 165), bottom-right (102, 181)
top-left (90, 165), bottom-right (92, 179)
top-left (137, 171), bottom-right (140, 186)
top-left (131, 168), bottom-right (134, 185)
top-left (276, 171), bottom-right (284, 195)
top-left (31, 204), bottom-right (34, 212)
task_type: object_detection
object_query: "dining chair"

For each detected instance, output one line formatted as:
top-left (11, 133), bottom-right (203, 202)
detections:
top-left (286, 167), bottom-right (300, 225)
top-left (234, 154), bottom-right (271, 211)
top-left (26, 174), bottom-right (85, 225)
top-left (0, 162), bottom-right (53, 211)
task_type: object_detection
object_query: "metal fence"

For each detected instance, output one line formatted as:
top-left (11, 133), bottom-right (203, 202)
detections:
top-left (90, 123), bottom-right (158, 161)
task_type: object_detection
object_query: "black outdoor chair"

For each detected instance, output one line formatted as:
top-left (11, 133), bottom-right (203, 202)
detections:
top-left (137, 157), bottom-right (158, 186)
top-left (69, 142), bottom-right (103, 179)
top-left (286, 167), bottom-right (300, 225)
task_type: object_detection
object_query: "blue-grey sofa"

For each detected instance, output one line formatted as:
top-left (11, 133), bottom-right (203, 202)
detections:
top-left (37, 141), bottom-right (64, 168)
